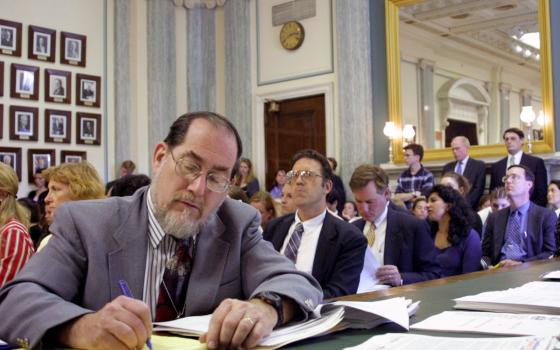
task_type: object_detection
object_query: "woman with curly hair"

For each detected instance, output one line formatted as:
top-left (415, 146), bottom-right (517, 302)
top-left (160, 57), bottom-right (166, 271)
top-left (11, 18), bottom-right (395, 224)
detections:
top-left (427, 184), bottom-right (481, 277)
top-left (0, 163), bottom-right (34, 287)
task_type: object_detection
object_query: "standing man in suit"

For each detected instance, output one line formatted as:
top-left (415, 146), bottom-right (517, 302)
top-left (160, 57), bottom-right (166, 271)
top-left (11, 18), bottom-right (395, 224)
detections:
top-left (350, 164), bottom-right (440, 289)
top-left (264, 149), bottom-right (367, 299)
top-left (442, 136), bottom-right (486, 209)
top-left (489, 127), bottom-right (547, 206)
top-left (0, 112), bottom-right (322, 350)
top-left (482, 164), bottom-right (556, 269)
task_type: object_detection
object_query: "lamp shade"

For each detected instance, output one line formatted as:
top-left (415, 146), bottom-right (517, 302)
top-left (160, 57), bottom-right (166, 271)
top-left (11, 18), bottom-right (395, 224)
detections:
top-left (520, 106), bottom-right (536, 124)
top-left (537, 110), bottom-right (545, 127)
top-left (402, 124), bottom-right (416, 140)
top-left (383, 122), bottom-right (398, 138)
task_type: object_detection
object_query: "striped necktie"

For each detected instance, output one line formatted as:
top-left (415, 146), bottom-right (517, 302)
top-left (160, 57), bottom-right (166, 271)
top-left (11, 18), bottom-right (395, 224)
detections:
top-left (366, 223), bottom-right (376, 247)
top-left (284, 223), bottom-right (304, 263)
top-left (455, 161), bottom-right (463, 175)
top-left (502, 209), bottom-right (526, 261)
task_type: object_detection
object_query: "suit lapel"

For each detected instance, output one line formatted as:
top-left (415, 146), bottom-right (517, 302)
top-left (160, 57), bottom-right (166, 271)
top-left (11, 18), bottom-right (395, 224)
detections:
top-left (272, 215), bottom-right (295, 250)
top-left (185, 212), bottom-right (230, 315)
top-left (493, 208), bottom-right (509, 259)
top-left (525, 203), bottom-right (537, 255)
top-left (107, 190), bottom-right (150, 300)
top-left (384, 209), bottom-right (402, 265)
top-left (311, 213), bottom-right (336, 282)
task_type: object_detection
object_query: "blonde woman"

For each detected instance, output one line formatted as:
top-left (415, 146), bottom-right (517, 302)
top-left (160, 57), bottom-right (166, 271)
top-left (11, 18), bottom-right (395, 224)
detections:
top-left (0, 163), bottom-right (34, 287)
top-left (234, 158), bottom-right (260, 198)
top-left (38, 161), bottom-right (105, 249)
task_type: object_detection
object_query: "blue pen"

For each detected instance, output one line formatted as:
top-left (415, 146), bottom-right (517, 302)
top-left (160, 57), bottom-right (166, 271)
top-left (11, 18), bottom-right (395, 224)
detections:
top-left (118, 279), bottom-right (154, 350)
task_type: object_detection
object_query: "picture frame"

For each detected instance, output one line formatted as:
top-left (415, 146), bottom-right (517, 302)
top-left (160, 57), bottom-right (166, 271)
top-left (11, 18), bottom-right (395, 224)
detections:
top-left (60, 31), bottom-right (86, 67)
top-left (0, 19), bottom-right (22, 57)
top-left (61, 150), bottom-right (86, 164)
top-left (27, 149), bottom-right (55, 183)
top-left (45, 69), bottom-right (71, 104)
top-left (45, 109), bottom-right (71, 144)
top-left (0, 61), bottom-right (3, 96)
top-left (76, 74), bottom-right (100, 107)
top-left (77, 112), bottom-right (101, 145)
top-left (28, 25), bottom-right (56, 62)
top-left (10, 105), bottom-right (39, 141)
top-left (0, 147), bottom-right (22, 180)
top-left (0, 104), bottom-right (3, 138)
top-left (10, 63), bottom-right (39, 100)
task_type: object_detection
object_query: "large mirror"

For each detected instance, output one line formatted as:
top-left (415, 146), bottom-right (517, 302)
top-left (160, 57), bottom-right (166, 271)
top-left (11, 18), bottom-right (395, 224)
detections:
top-left (386, 0), bottom-right (554, 162)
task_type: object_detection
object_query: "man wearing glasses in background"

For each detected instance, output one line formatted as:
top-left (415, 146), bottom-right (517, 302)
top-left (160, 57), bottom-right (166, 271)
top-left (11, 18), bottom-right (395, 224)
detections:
top-left (0, 112), bottom-right (322, 350)
top-left (482, 164), bottom-right (556, 270)
top-left (263, 149), bottom-right (367, 299)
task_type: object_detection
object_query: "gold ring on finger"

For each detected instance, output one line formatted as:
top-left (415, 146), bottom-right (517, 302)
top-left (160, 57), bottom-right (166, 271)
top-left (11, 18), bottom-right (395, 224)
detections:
top-left (242, 316), bottom-right (255, 326)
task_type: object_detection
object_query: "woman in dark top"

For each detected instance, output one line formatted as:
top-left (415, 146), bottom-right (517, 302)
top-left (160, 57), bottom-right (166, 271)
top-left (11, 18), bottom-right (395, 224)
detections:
top-left (440, 172), bottom-right (483, 236)
top-left (234, 158), bottom-right (260, 198)
top-left (27, 170), bottom-right (48, 206)
top-left (427, 185), bottom-right (481, 277)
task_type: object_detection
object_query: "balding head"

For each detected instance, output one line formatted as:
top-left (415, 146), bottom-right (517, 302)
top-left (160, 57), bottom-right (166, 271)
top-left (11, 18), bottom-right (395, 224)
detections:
top-left (451, 136), bottom-right (470, 161)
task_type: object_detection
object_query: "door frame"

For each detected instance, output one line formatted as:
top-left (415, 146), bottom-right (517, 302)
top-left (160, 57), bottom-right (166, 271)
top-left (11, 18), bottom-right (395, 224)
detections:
top-left (254, 82), bottom-right (335, 187)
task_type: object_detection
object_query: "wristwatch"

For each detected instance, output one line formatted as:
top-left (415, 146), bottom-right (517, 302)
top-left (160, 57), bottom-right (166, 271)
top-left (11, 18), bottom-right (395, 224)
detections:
top-left (254, 292), bottom-right (284, 327)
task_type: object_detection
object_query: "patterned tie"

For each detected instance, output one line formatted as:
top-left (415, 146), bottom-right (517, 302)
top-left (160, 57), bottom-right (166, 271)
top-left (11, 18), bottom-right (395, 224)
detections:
top-left (502, 209), bottom-right (526, 261)
top-left (284, 223), bottom-right (304, 263)
top-left (366, 223), bottom-right (376, 247)
top-left (455, 161), bottom-right (463, 175)
top-left (155, 237), bottom-right (195, 321)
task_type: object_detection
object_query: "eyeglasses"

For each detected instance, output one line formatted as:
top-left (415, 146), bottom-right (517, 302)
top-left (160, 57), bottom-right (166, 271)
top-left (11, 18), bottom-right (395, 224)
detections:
top-left (286, 170), bottom-right (322, 183)
top-left (502, 174), bottom-right (524, 183)
top-left (170, 152), bottom-right (231, 193)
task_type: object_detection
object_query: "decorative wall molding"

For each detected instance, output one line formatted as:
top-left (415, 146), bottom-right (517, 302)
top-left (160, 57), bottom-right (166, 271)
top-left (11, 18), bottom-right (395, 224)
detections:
top-left (171, 0), bottom-right (226, 9)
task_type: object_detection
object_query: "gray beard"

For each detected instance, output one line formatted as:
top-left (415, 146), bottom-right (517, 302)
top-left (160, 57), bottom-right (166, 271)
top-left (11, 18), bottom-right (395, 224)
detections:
top-left (153, 204), bottom-right (201, 239)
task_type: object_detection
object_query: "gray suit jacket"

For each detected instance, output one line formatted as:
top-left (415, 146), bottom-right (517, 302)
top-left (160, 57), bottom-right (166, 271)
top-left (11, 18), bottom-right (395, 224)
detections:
top-left (0, 187), bottom-right (322, 348)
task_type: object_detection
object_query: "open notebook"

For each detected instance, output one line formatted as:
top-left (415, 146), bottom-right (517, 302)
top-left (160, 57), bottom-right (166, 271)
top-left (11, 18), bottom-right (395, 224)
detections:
top-left (154, 297), bottom-right (419, 349)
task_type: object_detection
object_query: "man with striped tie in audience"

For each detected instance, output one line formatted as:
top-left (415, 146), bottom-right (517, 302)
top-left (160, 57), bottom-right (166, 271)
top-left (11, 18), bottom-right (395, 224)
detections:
top-left (482, 164), bottom-right (556, 269)
top-left (263, 149), bottom-right (367, 299)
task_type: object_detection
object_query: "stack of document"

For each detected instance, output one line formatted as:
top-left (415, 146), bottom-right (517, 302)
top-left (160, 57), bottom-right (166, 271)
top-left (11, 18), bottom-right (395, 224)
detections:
top-left (540, 270), bottom-right (560, 280)
top-left (453, 281), bottom-right (560, 314)
top-left (343, 333), bottom-right (560, 350)
top-left (154, 297), bottom-right (418, 349)
top-left (411, 311), bottom-right (560, 336)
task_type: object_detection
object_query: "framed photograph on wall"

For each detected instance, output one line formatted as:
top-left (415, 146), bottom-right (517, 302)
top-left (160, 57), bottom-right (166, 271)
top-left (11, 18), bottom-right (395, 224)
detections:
top-left (0, 19), bottom-right (22, 57)
top-left (27, 149), bottom-right (55, 183)
top-left (60, 31), bottom-right (86, 67)
top-left (76, 74), bottom-right (100, 107)
top-left (0, 104), bottom-right (3, 138)
top-left (77, 112), bottom-right (101, 145)
top-left (28, 25), bottom-right (56, 62)
top-left (61, 150), bottom-right (86, 164)
top-left (10, 105), bottom-right (39, 141)
top-left (10, 63), bottom-right (39, 100)
top-left (0, 147), bottom-right (22, 180)
top-left (45, 109), bottom-right (71, 144)
top-left (0, 61), bottom-right (3, 96)
top-left (45, 69), bottom-right (71, 104)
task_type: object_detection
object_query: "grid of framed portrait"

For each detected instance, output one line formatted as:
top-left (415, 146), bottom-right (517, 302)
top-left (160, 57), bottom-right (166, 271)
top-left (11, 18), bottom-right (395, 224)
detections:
top-left (45, 109), bottom-right (71, 144)
top-left (28, 25), bottom-right (56, 63)
top-left (45, 68), bottom-right (71, 104)
top-left (60, 31), bottom-right (86, 67)
top-left (76, 74), bottom-right (100, 107)
top-left (27, 148), bottom-right (55, 183)
top-left (0, 146), bottom-right (22, 180)
top-left (10, 63), bottom-right (39, 100)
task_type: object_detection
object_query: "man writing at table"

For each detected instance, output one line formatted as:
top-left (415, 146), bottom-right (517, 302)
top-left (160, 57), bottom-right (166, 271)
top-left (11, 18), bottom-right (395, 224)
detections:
top-left (0, 112), bottom-right (322, 350)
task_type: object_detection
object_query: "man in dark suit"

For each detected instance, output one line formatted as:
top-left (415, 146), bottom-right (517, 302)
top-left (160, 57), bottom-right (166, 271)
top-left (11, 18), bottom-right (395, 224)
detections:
top-left (482, 164), bottom-right (556, 269)
top-left (349, 164), bottom-right (440, 289)
top-left (263, 149), bottom-right (367, 299)
top-left (442, 136), bottom-right (486, 209)
top-left (489, 127), bottom-right (547, 207)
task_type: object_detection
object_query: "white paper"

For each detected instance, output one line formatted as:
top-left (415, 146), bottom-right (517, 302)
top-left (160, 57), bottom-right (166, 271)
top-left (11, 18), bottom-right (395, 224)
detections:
top-left (327, 297), bottom-right (410, 329)
top-left (454, 281), bottom-right (560, 313)
top-left (357, 249), bottom-right (387, 293)
top-left (411, 311), bottom-right (560, 336)
top-left (541, 270), bottom-right (560, 279)
top-left (343, 333), bottom-right (559, 350)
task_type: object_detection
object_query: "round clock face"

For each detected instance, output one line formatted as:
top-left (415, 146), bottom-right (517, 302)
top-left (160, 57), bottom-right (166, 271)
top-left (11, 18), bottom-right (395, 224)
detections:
top-left (279, 21), bottom-right (305, 50)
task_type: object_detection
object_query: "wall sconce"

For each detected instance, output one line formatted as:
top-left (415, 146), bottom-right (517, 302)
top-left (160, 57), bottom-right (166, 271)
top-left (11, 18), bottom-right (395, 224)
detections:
top-left (267, 100), bottom-right (280, 114)
top-left (520, 105), bottom-right (536, 153)
top-left (402, 124), bottom-right (416, 146)
top-left (383, 121), bottom-right (400, 164)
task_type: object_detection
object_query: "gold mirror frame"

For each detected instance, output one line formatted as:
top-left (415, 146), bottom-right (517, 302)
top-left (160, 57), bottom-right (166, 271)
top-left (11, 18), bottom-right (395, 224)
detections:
top-left (386, 0), bottom-right (555, 163)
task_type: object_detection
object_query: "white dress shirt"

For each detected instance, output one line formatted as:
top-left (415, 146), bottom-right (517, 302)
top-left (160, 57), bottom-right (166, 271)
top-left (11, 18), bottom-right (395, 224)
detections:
top-left (280, 209), bottom-right (326, 274)
top-left (363, 203), bottom-right (389, 265)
